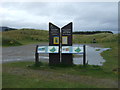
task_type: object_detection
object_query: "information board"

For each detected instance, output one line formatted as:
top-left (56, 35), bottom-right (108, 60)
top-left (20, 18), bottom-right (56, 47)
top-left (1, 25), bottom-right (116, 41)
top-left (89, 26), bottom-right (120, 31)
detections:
top-left (37, 46), bottom-right (59, 53)
top-left (61, 22), bottom-right (73, 65)
top-left (38, 46), bottom-right (83, 54)
top-left (72, 46), bottom-right (83, 53)
top-left (48, 46), bottom-right (59, 53)
top-left (62, 46), bottom-right (71, 53)
top-left (49, 22), bottom-right (60, 65)
top-left (53, 36), bottom-right (59, 44)
top-left (37, 46), bottom-right (46, 53)
top-left (62, 36), bottom-right (68, 44)
top-left (62, 46), bottom-right (83, 54)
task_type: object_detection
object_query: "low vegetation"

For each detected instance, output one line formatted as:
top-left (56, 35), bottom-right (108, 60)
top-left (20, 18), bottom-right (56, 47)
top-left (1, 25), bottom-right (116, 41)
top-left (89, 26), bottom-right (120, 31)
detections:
top-left (73, 33), bottom-right (118, 43)
top-left (73, 31), bottom-right (113, 34)
top-left (2, 29), bottom-right (119, 46)
top-left (2, 29), bottom-right (119, 88)
top-left (2, 61), bottom-right (118, 88)
top-left (2, 29), bottom-right (48, 46)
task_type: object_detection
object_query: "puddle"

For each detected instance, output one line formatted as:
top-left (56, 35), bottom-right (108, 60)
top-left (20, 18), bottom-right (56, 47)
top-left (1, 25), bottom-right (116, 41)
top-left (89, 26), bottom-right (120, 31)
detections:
top-left (73, 44), bottom-right (110, 66)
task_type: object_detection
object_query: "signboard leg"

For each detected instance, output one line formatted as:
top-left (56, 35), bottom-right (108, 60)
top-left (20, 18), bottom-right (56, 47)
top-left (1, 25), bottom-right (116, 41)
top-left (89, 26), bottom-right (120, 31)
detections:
top-left (83, 45), bottom-right (86, 65)
top-left (35, 45), bottom-right (39, 66)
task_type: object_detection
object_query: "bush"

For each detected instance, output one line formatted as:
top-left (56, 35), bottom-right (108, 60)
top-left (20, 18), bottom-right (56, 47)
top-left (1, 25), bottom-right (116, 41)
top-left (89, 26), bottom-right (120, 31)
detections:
top-left (2, 37), bottom-right (22, 46)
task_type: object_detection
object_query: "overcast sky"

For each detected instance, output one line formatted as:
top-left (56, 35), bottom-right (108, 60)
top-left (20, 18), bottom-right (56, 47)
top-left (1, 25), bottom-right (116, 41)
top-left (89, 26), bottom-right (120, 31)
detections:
top-left (0, 2), bottom-right (118, 33)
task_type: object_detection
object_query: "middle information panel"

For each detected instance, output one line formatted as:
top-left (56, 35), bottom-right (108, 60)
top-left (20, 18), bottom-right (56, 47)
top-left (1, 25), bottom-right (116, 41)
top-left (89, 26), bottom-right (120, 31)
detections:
top-left (61, 22), bottom-right (73, 65)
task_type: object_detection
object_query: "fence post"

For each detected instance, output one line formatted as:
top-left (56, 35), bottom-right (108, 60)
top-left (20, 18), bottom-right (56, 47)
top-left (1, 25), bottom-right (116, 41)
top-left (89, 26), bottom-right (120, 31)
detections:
top-left (83, 45), bottom-right (86, 65)
top-left (35, 45), bottom-right (39, 65)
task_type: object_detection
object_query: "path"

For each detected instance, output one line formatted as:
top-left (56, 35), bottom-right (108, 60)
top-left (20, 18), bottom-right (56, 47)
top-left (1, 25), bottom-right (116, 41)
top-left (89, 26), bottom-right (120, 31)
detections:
top-left (2, 43), bottom-right (49, 63)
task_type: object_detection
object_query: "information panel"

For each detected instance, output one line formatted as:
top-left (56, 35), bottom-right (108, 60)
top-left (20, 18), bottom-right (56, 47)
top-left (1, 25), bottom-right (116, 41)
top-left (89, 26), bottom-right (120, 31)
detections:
top-left (37, 46), bottom-right (83, 54)
top-left (62, 36), bottom-right (68, 44)
top-left (62, 46), bottom-right (83, 54)
top-left (53, 36), bottom-right (59, 44)
top-left (37, 46), bottom-right (59, 53)
top-left (37, 46), bottom-right (46, 53)
top-left (62, 46), bottom-right (71, 53)
top-left (48, 46), bottom-right (59, 53)
top-left (72, 46), bottom-right (83, 53)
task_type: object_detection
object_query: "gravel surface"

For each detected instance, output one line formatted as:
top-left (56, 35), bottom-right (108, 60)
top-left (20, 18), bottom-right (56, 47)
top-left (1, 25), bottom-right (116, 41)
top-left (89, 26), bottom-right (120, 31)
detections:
top-left (2, 43), bottom-right (49, 63)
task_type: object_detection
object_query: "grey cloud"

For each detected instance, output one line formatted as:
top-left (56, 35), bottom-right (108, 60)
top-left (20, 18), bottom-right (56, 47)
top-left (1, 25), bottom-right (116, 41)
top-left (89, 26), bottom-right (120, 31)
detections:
top-left (0, 2), bottom-right (118, 33)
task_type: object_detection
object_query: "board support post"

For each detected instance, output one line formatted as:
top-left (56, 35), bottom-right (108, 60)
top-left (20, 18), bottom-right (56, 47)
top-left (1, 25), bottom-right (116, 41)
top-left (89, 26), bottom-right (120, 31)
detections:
top-left (35, 45), bottom-right (39, 66)
top-left (83, 45), bottom-right (86, 65)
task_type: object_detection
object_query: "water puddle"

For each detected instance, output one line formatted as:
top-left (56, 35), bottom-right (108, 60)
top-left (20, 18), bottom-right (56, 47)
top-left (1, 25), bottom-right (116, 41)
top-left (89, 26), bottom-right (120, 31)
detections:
top-left (73, 45), bottom-right (110, 66)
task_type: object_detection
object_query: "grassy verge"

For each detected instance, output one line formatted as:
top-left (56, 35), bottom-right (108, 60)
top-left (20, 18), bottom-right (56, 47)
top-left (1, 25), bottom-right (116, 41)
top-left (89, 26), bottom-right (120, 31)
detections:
top-left (2, 61), bottom-right (118, 88)
top-left (100, 42), bottom-right (119, 73)
top-left (3, 72), bottom-right (98, 88)
top-left (3, 61), bottom-right (118, 79)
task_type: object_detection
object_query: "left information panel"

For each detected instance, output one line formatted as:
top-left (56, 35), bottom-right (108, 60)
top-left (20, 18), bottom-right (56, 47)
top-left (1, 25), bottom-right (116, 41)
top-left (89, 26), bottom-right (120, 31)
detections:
top-left (37, 46), bottom-right (59, 53)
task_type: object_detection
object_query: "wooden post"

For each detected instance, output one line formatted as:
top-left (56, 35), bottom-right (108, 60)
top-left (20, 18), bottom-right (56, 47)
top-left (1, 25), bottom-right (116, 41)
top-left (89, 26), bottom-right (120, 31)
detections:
top-left (35, 45), bottom-right (39, 65)
top-left (83, 45), bottom-right (86, 65)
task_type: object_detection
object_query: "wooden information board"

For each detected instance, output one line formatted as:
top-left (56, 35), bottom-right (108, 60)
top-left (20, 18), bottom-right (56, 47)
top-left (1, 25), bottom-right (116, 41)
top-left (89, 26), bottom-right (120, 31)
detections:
top-left (61, 22), bottom-right (73, 65)
top-left (49, 22), bottom-right (60, 65)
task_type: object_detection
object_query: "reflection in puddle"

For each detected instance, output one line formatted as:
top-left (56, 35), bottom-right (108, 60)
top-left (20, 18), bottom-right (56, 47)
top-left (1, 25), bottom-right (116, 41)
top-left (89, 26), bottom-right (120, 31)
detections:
top-left (73, 45), bottom-right (110, 66)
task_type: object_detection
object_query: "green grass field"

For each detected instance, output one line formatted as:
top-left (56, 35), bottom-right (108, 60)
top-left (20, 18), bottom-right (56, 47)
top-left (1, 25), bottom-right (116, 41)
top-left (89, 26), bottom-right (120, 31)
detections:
top-left (2, 29), bottom-right (119, 88)
top-left (2, 61), bottom-right (118, 88)
top-left (73, 33), bottom-right (118, 43)
top-left (2, 29), bottom-right (119, 46)
top-left (2, 29), bottom-right (48, 46)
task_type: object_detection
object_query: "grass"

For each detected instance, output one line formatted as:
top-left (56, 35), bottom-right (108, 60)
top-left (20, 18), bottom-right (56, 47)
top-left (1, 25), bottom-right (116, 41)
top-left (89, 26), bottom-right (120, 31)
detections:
top-left (73, 33), bottom-right (118, 43)
top-left (2, 29), bottom-right (49, 46)
top-left (2, 29), bottom-right (119, 47)
top-left (2, 61), bottom-right (118, 88)
top-left (3, 61), bottom-right (118, 79)
top-left (101, 42), bottom-right (119, 73)
top-left (2, 30), bottom-right (119, 88)
top-left (2, 36), bottom-right (22, 46)
top-left (96, 49), bottom-right (100, 51)
top-left (0, 76), bottom-right (1, 89)
top-left (3, 72), bottom-right (98, 88)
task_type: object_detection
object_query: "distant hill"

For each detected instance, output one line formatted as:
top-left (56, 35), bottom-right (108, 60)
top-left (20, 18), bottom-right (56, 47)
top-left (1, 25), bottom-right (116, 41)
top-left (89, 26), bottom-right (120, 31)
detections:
top-left (73, 31), bottom-right (113, 35)
top-left (0, 26), bottom-right (17, 31)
